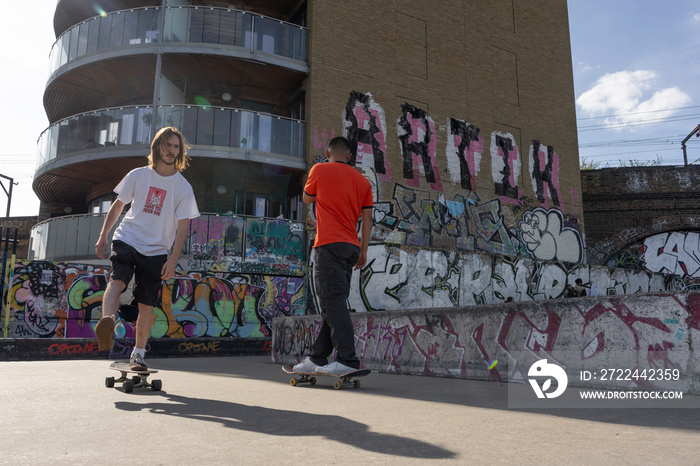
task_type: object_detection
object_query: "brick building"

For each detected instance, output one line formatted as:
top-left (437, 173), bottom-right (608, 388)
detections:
top-left (31, 0), bottom-right (583, 267)
top-left (305, 0), bottom-right (583, 260)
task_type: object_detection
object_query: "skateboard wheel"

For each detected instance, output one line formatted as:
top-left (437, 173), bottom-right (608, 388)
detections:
top-left (309, 377), bottom-right (317, 386)
top-left (132, 375), bottom-right (141, 384)
top-left (123, 381), bottom-right (134, 393)
top-left (290, 378), bottom-right (298, 386)
top-left (333, 381), bottom-right (342, 390)
top-left (105, 377), bottom-right (115, 388)
top-left (151, 379), bottom-right (162, 391)
top-left (353, 380), bottom-right (361, 389)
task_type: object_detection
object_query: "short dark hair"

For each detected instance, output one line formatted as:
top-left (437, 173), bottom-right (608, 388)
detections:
top-left (575, 278), bottom-right (583, 285)
top-left (328, 136), bottom-right (351, 154)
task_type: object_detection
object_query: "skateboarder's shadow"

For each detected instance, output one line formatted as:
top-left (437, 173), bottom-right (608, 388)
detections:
top-left (115, 393), bottom-right (454, 459)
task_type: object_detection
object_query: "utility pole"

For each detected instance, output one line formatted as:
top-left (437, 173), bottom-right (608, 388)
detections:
top-left (681, 123), bottom-right (700, 166)
top-left (0, 174), bottom-right (17, 217)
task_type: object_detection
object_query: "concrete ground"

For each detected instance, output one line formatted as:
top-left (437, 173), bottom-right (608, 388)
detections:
top-left (1, 356), bottom-right (698, 465)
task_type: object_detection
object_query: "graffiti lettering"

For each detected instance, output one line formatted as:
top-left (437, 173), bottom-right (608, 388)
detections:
top-left (447, 118), bottom-right (483, 191)
top-left (491, 132), bottom-right (521, 201)
top-left (529, 140), bottom-right (562, 208)
top-left (178, 341), bottom-right (221, 354)
top-left (48, 342), bottom-right (99, 355)
top-left (344, 91), bottom-right (392, 181)
top-left (397, 103), bottom-right (443, 191)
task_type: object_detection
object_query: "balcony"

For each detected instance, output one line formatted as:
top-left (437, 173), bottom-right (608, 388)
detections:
top-left (48, 6), bottom-right (308, 76)
top-left (36, 104), bottom-right (305, 169)
top-left (29, 212), bottom-right (306, 276)
top-left (34, 104), bottom-right (305, 207)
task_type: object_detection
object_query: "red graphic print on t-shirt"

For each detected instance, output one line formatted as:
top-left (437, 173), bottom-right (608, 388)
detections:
top-left (144, 187), bottom-right (166, 216)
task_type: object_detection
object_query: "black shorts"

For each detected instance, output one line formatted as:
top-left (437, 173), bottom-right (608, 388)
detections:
top-left (109, 240), bottom-right (167, 307)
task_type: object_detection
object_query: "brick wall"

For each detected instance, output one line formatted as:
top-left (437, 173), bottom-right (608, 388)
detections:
top-left (581, 165), bottom-right (700, 264)
top-left (0, 216), bottom-right (38, 260)
top-left (305, 0), bottom-right (583, 226)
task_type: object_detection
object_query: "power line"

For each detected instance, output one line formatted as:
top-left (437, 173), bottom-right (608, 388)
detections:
top-left (579, 147), bottom-right (680, 158)
top-left (577, 114), bottom-right (700, 131)
top-left (578, 134), bottom-right (687, 148)
top-left (576, 104), bottom-right (700, 121)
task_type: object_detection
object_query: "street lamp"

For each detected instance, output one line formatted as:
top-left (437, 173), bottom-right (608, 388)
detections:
top-left (0, 174), bottom-right (17, 217)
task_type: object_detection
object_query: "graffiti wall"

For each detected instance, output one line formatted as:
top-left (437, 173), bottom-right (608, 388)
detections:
top-left (306, 244), bottom-right (668, 315)
top-left (272, 291), bottom-right (700, 394)
top-left (606, 231), bottom-right (700, 281)
top-left (1, 261), bottom-right (304, 339)
top-left (186, 215), bottom-right (305, 276)
top-left (337, 91), bottom-right (584, 264)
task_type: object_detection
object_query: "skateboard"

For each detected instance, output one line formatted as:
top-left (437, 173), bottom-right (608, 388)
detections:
top-left (282, 364), bottom-right (371, 389)
top-left (105, 362), bottom-right (162, 393)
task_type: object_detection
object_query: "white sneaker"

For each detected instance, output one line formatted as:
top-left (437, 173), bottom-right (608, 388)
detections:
top-left (315, 361), bottom-right (356, 376)
top-left (293, 357), bottom-right (320, 373)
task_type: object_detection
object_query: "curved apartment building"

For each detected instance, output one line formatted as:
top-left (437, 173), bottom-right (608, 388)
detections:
top-left (36, 0), bottom-right (308, 223)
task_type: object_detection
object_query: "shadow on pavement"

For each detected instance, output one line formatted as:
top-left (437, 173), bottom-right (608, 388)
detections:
top-left (115, 393), bottom-right (456, 460)
top-left (153, 357), bottom-right (700, 433)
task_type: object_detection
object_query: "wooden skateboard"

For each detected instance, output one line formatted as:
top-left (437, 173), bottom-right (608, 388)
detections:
top-left (282, 364), bottom-right (371, 389)
top-left (105, 362), bottom-right (162, 393)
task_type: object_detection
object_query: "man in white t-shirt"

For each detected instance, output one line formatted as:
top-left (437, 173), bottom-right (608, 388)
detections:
top-left (95, 127), bottom-right (200, 370)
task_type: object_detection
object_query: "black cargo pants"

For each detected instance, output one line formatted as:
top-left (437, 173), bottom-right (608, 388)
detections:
top-left (308, 242), bottom-right (361, 369)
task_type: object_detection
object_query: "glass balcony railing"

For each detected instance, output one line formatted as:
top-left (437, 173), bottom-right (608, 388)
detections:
top-left (36, 105), bottom-right (305, 169)
top-left (29, 212), bottom-right (306, 275)
top-left (156, 105), bottom-right (305, 158)
top-left (36, 105), bottom-right (153, 169)
top-left (49, 6), bottom-right (308, 75)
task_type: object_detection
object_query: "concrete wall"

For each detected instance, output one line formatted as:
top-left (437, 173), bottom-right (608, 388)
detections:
top-left (311, 243), bottom-right (670, 314)
top-left (272, 291), bottom-right (700, 395)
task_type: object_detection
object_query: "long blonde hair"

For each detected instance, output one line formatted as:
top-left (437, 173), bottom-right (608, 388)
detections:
top-left (148, 127), bottom-right (191, 172)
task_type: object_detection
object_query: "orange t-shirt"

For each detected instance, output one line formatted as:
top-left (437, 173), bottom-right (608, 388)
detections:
top-left (304, 161), bottom-right (373, 248)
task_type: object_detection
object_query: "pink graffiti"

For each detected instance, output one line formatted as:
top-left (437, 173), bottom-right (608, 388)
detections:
top-left (404, 112), bottom-right (443, 192)
top-left (535, 148), bottom-right (563, 211)
top-left (451, 132), bottom-right (484, 192)
top-left (353, 103), bottom-right (392, 182)
top-left (313, 126), bottom-right (335, 150)
top-left (498, 143), bottom-right (523, 205)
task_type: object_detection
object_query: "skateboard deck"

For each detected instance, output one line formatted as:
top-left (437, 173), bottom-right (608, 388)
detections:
top-left (282, 364), bottom-right (371, 389)
top-left (106, 362), bottom-right (162, 393)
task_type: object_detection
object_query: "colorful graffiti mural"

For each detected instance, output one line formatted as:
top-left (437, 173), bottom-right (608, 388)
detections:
top-left (337, 91), bottom-right (584, 264)
top-left (606, 231), bottom-right (700, 279)
top-left (185, 214), bottom-right (304, 275)
top-left (1, 261), bottom-right (304, 340)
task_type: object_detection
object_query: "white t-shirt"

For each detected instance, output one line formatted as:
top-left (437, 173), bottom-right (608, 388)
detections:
top-left (113, 166), bottom-right (200, 256)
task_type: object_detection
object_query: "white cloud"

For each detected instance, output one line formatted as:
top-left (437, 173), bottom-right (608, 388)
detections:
top-left (694, 13), bottom-right (700, 22)
top-left (576, 70), bottom-right (692, 129)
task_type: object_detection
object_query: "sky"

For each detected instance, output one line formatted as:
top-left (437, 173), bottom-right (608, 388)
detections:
top-left (0, 1), bottom-right (699, 217)
top-left (568, 0), bottom-right (700, 168)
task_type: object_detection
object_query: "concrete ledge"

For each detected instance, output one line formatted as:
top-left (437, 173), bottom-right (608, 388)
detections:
top-left (0, 337), bottom-right (271, 361)
top-left (271, 292), bottom-right (700, 395)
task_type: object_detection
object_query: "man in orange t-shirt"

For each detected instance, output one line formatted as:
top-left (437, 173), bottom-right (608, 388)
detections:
top-left (293, 136), bottom-right (373, 375)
